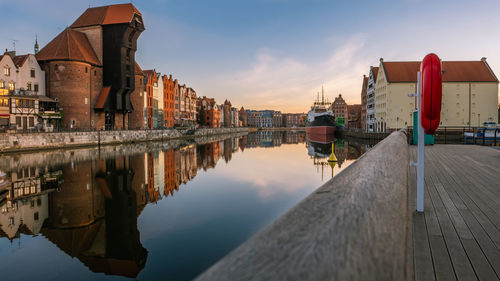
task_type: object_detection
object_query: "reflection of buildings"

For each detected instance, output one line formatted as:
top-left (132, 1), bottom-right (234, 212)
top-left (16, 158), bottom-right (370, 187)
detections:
top-left (0, 167), bottom-right (60, 240)
top-left (0, 131), bottom-right (312, 278)
top-left (41, 156), bottom-right (148, 278)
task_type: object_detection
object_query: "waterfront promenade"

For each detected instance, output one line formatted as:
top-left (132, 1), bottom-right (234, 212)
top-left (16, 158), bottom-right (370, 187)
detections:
top-left (410, 145), bottom-right (500, 281)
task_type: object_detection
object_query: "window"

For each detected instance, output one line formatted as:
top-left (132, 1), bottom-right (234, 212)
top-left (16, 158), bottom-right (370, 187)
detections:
top-left (34, 212), bottom-right (39, 221)
top-left (94, 70), bottom-right (97, 76)
top-left (29, 117), bottom-right (34, 127)
top-left (8, 217), bottom-right (14, 225)
top-left (85, 97), bottom-right (88, 104)
top-left (0, 81), bottom-right (3, 88)
top-left (4, 67), bottom-right (10, 76)
top-left (85, 67), bottom-right (88, 73)
top-left (30, 69), bottom-right (36, 78)
top-left (34, 84), bottom-right (39, 92)
top-left (8, 82), bottom-right (14, 91)
top-left (27, 83), bottom-right (32, 91)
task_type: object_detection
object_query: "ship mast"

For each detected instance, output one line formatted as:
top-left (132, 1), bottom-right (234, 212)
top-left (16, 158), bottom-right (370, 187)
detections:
top-left (322, 86), bottom-right (325, 104)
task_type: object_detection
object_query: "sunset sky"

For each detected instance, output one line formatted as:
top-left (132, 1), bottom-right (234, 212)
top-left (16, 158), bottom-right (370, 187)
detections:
top-left (2, 0), bottom-right (500, 112)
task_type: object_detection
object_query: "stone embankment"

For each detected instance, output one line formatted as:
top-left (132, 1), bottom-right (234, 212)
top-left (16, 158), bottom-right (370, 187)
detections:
top-left (196, 130), bottom-right (411, 281)
top-left (0, 130), bottom-right (248, 171)
top-left (0, 127), bottom-right (248, 154)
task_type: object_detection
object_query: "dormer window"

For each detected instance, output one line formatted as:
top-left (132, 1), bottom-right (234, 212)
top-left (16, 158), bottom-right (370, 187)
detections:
top-left (4, 67), bottom-right (10, 76)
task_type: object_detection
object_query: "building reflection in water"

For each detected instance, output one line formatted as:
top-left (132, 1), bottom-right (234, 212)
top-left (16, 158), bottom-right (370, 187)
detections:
top-left (0, 130), bottom-right (364, 278)
top-left (306, 134), bottom-right (374, 180)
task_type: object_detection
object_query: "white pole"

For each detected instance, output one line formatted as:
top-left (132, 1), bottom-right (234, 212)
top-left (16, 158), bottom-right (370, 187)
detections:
top-left (417, 71), bottom-right (425, 212)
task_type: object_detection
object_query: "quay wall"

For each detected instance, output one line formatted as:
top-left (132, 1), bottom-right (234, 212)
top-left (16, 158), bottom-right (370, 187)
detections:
top-left (196, 130), bottom-right (411, 281)
top-left (0, 131), bottom-right (248, 171)
top-left (0, 127), bottom-right (248, 154)
top-left (342, 128), bottom-right (390, 140)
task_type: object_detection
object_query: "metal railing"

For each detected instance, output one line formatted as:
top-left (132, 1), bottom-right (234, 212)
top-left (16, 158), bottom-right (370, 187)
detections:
top-left (407, 126), bottom-right (500, 146)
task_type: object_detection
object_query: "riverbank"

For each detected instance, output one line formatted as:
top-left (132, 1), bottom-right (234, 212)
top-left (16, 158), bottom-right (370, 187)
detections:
top-left (248, 127), bottom-right (306, 133)
top-left (342, 129), bottom-right (390, 140)
top-left (0, 127), bottom-right (248, 154)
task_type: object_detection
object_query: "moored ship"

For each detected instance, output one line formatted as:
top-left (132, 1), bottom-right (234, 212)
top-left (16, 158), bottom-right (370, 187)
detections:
top-left (306, 87), bottom-right (336, 139)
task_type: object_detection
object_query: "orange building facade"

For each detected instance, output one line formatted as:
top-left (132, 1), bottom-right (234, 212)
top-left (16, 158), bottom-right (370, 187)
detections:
top-left (162, 75), bottom-right (176, 128)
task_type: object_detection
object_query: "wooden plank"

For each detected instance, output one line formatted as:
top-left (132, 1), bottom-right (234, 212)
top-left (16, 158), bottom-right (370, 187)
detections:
top-left (425, 171), bottom-right (476, 281)
top-left (424, 175), bottom-right (457, 281)
top-left (414, 212), bottom-right (436, 281)
top-left (424, 145), bottom-right (500, 281)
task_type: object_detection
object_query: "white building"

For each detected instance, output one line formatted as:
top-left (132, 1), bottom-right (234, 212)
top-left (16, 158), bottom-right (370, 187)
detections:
top-left (366, 66), bottom-right (378, 132)
top-left (0, 50), bottom-right (49, 131)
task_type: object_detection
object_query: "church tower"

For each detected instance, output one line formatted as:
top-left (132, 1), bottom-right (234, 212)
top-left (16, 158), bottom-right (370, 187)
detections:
top-left (34, 35), bottom-right (39, 54)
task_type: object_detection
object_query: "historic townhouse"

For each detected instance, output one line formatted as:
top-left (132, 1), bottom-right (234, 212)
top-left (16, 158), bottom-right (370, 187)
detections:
top-left (330, 94), bottom-right (347, 125)
top-left (231, 107), bottom-right (240, 127)
top-left (198, 96), bottom-right (221, 128)
top-left (366, 66), bottom-right (378, 132)
top-left (129, 62), bottom-right (146, 129)
top-left (375, 58), bottom-right (499, 131)
top-left (162, 74), bottom-right (177, 128)
top-left (239, 107), bottom-right (247, 126)
top-left (36, 3), bottom-right (145, 130)
top-left (223, 100), bottom-right (232, 128)
top-left (143, 70), bottom-right (156, 129)
top-left (187, 88), bottom-right (197, 126)
top-left (360, 75), bottom-right (368, 130)
top-left (0, 50), bottom-right (51, 131)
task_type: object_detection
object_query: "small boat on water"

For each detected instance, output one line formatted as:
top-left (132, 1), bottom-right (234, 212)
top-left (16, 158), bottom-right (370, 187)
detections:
top-left (306, 87), bottom-right (336, 139)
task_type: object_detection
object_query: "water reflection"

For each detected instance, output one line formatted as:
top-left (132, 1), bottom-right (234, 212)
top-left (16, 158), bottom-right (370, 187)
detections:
top-left (0, 131), bottom-right (373, 280)
top-left (306, 134), bottom-right (375, 180)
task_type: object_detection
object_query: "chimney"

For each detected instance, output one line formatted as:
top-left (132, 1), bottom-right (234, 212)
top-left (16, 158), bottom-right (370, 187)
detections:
top-left (481, 57), bottom-right (487, 62)
top-left (379, 58), bottom-right (384, 62)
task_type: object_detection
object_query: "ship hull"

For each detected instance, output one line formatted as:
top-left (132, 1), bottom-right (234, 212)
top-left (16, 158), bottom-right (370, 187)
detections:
top-left (306, 126), bottom-right (336, 143)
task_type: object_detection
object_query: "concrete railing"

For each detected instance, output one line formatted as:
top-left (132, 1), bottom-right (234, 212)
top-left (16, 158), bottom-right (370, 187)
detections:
top-left (196, 130), bottom-right (411, 281)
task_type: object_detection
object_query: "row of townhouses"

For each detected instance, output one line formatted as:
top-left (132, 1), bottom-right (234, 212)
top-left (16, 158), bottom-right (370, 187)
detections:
top-left (0, 3), bottom-right (308, 132)
top-left (360, 58), bottom-right (499, 132)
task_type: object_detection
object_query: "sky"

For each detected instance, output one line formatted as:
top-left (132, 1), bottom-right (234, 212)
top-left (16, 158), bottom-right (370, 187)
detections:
top-left (2, 0), bottom-right (500, 112)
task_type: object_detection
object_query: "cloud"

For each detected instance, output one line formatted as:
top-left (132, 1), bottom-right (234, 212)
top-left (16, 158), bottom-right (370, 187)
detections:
top-left (206, 33), bottom-right (370, 112)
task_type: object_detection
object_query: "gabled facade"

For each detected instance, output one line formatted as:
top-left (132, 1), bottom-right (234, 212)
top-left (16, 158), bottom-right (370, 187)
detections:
top-left (330, 94), bottom-right (347, 125)
top-left (129, 62), bottom-right (146, 129)
top-left (360, 75), bottom-right (368, 131)
top-left (162, 74), bottom-right (176, 128)
top-left (0, 51), bottom-right (51, 131)
top-left (366, 66), bottom-right (378, 132)
top-left (375, 58), bottom-right (499, 131)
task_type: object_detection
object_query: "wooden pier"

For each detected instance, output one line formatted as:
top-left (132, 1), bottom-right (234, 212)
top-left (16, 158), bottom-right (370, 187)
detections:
top-left (410, 145), bottom-right (500, 281)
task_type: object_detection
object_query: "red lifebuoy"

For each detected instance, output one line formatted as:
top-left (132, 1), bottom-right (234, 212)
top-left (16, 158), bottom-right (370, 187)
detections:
top-left (420, 53), bottom-right (442, 135)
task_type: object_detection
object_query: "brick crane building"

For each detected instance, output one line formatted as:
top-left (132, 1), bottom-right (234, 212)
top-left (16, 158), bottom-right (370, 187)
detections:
top-left (36, 3), bottom-right (145, 130)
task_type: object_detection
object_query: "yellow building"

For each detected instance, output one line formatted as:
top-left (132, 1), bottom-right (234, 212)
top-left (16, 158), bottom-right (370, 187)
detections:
top-left (374, 58), bottom-right (499, 131)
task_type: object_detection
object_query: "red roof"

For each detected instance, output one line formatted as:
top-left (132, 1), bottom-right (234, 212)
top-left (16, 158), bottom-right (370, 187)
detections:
top-left (12, 55), bottom-right (29, 67)
top-left (134, 62), bottom-right (144, 76)
top-left (94, 86), bottom-right (111, 109)
top-left (71, 3), bottom-right (142, 28)
top-left (382, 60), bottom-right (498, 83)
top-left (36, 29), bottom-right (101, 66)
top-left (371, 66), bottom-right (379, 81)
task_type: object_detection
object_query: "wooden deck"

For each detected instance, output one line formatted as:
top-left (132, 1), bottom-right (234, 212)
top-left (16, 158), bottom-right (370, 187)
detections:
top-left (410, 145), bottom-right (500, 281)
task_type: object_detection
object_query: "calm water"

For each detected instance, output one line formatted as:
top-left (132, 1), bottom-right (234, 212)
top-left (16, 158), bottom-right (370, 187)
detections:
top-left (0, 131), bottom-right (371, 281)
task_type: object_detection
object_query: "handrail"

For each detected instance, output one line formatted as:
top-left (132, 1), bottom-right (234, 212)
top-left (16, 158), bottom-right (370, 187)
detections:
top-left (196, 130), bottom-right (411, 281)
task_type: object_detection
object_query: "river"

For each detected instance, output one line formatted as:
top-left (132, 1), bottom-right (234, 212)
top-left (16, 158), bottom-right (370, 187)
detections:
top-left (0, 131), bottom-right (374, 281)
